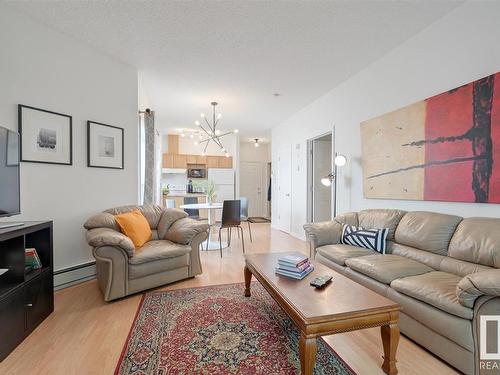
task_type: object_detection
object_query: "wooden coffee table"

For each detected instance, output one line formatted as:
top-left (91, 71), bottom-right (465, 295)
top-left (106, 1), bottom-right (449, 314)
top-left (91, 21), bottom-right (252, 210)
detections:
top-left (244, 252), bottom-right (400, 375)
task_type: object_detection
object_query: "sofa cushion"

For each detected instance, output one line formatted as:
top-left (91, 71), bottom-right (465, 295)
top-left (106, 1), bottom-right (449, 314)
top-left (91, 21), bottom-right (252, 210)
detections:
top-left (394, 211), bottom-right (462, 255)
top-left (129, 254), bottom-right (190, 280)
top-left (345, 254), bottom-right (433, 284)
top-left (358, 209), bottom-right (406, 240)
top-left (391, 271), bottom-right (473, 320)
top-left (341, 224), bottom-right (389, 253)
top-left (448, 217), bottom-right (500, 268)
top-left (316, 244), bottom-right (377, 266)
top-left (129, 240), bottom-right (191, 265)
top-left (157, 208), bottom-right (189, 239)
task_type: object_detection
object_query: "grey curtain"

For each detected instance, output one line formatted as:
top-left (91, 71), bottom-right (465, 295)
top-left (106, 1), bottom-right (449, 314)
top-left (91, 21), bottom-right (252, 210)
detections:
top-left (143, 110), bottom-right (161, 205)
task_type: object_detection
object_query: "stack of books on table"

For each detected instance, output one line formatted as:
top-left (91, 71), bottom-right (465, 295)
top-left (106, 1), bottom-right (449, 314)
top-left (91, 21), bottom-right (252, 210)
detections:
top-left (275, 254), bottom-right (314, 280)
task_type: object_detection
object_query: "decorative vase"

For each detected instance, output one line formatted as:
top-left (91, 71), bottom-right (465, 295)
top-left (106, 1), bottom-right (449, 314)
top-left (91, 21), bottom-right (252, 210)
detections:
top-left (207, 195), bottom-right (212, 205)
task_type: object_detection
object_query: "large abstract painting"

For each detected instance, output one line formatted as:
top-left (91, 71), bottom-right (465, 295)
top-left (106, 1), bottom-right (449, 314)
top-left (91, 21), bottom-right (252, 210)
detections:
top-left (361, 72), bottom-right (500, 203)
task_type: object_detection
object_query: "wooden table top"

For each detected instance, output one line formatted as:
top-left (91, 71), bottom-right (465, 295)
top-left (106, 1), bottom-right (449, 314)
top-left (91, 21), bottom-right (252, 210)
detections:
top-left (245, 252), bottom-right (399, 325)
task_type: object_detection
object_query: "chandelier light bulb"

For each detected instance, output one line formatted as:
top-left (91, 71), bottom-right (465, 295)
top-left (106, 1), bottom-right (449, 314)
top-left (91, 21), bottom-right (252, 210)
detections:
top-left (215, 129), bottom-right (221, 135)
top-left (200, 113), bottom-right (205, 118)
top-left (233, 129), bottom-right (239, 134)
top-left (254, 138), bottom-right (260, 147)
top-left (217, 113), bottom-right (222, 119)
top-left (180, 133), bottom-right (186, 137)
top-left (195, 120), bottom-right (200, 126)
top-left (225, 152), bottom-right (230, 158)
top-left (194, 141), bottom-right (198, 145)
top-left (201, 152), bottom-right (206, 157)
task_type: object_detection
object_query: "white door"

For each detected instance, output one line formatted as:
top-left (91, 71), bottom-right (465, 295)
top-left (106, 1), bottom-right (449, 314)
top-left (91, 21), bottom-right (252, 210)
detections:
top-left (240, 161), bottom-right (263, 217)
top-left (277, 146), bottom-right (292, 233)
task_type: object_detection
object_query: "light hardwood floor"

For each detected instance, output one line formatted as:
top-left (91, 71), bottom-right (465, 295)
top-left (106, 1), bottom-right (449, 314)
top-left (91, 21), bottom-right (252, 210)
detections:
top-left (0, 224), bottom-right (459, 375)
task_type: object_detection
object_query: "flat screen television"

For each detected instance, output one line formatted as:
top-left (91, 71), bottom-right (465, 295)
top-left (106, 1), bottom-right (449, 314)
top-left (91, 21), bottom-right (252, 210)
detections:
top-left (0, 126), bottom-right (21, 218)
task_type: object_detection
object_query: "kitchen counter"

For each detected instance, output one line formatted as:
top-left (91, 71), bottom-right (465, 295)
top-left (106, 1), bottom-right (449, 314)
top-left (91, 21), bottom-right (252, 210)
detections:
top-left (165, 192), bottom-right (206, 198)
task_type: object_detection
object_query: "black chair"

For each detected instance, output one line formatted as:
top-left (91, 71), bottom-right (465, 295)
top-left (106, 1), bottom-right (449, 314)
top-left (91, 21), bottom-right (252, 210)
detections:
top-left (183, 197), bottom-right (202, 220)
top-left (218, 200), bottom-right (244, 257)
top-left (239, 197), bottom-right (253, 242)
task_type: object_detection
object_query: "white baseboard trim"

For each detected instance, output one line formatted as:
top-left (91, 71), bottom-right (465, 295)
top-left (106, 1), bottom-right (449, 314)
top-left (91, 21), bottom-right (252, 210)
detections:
top-left (54, 261), bottom-right (96, 290)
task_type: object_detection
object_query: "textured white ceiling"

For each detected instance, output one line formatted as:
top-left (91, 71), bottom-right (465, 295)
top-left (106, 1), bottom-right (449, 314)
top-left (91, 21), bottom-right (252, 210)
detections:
top-left (6, 1), bottom-right (461, 137)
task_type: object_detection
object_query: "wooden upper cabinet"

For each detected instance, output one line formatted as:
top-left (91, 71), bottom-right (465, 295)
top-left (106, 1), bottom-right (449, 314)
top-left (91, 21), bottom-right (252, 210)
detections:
top-left (167, 134), bottom-right (179, 154)
top-left (163, 153), bottom-right (174, 168)
top-left (218, 156), bottom-right (233, 168)
top-left (196, 155), bottom-right (207, 164)
top-left (186, 154), bottom-right (197, 164)
top-left (206, 156), bottom-right (219, 168)
top-left (173, 154), bottom-right (187, 169)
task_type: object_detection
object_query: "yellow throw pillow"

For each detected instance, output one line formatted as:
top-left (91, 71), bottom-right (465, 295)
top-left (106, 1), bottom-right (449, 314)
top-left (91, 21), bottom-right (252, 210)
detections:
top-left (114, 209), bottom-right (152, 249)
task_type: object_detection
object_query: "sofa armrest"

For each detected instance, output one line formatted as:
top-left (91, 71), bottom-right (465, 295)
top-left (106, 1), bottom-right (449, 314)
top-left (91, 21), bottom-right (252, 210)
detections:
top-left (165, 218), bottom-right (209, 245)
top-left (303, 220), bottom-right (343, 254)
top-left (92, 245), bottom-right (129, 301)
top-left (86, 227), bottom-right (135, 257)
top-left (457, 269), bottom-right (500, 308)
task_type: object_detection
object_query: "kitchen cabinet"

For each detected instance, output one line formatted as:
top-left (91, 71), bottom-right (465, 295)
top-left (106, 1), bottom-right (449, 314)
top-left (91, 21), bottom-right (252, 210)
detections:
top-left (218, 156), bottom-right (233, 168)
top-left (173, 154), bottom-right (187, 169)
top-left (196, 155), bottom-right (206, 164)
top-left (163, 154), bottom-right (174, 168)
top-left (167, 134), bottom-right (179, 154)
top-left (206, 156), bottom-right (219, 168)
top-left (162, 153), bottom-right (233, 169)
top-left (186, 155), bottom-right (197, 164)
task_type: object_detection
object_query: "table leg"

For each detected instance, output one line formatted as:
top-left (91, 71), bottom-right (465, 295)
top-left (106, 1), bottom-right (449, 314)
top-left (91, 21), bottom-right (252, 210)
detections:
top-left (244, 265), bottom-right (252, 297)
top-left (299, 333), bottom-right (317, 375)
top-left (381, 318), bottom-right (400, 375)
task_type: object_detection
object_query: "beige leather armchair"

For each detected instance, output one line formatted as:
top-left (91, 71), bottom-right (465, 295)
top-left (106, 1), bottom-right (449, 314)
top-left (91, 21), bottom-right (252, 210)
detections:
top-left (84, 204), bottom-right (208, 301)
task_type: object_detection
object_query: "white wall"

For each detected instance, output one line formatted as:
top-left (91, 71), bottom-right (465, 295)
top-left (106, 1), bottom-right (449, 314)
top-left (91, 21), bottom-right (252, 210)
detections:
top-left (272, 1), bottom-right (500, 239)
top-left (0, 6), bottom-right (139, 270)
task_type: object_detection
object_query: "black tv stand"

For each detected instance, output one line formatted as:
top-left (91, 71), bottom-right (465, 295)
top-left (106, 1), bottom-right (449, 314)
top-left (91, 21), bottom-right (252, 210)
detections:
top-left (0, 221), bottom-right (53, 361)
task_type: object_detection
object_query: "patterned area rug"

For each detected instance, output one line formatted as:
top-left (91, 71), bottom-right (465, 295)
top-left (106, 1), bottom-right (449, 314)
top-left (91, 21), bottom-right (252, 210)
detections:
top-left (115, 283), bottom-right (356, 375)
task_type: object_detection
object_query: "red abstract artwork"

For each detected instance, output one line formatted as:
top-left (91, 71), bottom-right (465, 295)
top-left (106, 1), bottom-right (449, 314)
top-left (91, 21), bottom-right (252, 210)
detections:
top-left (361, 72), bottom-right (500, 204)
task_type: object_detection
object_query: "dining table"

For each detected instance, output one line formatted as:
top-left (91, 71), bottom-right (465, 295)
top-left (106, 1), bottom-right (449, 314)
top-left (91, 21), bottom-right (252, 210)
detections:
top-left (179, 202), bottom-right (228, 250)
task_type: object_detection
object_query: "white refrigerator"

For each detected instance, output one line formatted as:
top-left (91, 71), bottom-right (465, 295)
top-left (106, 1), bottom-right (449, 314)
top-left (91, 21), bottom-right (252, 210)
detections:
top-left (208, 168), bottom-right (235, 221)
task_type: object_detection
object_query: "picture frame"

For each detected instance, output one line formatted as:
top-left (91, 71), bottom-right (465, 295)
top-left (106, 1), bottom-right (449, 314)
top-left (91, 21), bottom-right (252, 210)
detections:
top-left (18, 104), bottom-right (73, 165)
top-left (87, 121), bottom-right (124, 169)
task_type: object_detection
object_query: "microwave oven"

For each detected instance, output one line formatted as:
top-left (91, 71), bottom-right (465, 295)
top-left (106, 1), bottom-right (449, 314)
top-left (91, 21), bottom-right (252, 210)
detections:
top-left (187, 168), bottom-right (206, 178)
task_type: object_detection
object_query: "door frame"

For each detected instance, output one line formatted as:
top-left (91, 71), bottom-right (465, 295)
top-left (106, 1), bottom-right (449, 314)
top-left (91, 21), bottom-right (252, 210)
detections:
top-left (307, 131), bottom-right (334, 223)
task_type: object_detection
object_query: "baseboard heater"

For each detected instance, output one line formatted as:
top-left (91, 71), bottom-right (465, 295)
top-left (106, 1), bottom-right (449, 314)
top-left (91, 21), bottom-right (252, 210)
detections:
top-left (53, 261), bottom-right (96, 290)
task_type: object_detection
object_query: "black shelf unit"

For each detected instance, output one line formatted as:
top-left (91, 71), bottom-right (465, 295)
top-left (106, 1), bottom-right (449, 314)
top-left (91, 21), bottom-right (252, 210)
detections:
top-left (0, 221), bottom-right (53, 361)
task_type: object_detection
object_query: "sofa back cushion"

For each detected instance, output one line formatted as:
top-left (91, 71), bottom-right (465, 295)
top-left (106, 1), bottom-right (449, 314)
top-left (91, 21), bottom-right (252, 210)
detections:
top-left (334, 212), bottom-right (358, 226)
top-left (394, 211), bottom-right (462, 255)
top-left (105, 204), bottom-right (163, 229)
top-left (358, 209), bottom-right (406, 241)
top-left (448, 217), bottom-right (500, 268)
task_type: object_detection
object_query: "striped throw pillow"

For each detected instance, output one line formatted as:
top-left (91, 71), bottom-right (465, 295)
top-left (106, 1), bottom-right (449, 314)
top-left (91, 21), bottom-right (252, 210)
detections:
top-left (341, 224), bottom-right (389, 254)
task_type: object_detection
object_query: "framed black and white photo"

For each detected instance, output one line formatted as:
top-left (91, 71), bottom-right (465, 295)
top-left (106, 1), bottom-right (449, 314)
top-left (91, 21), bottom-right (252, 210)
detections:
top-left (18, 104), bottom-right (72, 165)
top-left (87, 121), bottom-right (124, 169)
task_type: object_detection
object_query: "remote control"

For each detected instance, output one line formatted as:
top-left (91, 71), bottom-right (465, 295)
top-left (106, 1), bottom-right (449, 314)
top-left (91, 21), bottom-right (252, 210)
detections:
top-left (310, 275), bottom-right (333, 289)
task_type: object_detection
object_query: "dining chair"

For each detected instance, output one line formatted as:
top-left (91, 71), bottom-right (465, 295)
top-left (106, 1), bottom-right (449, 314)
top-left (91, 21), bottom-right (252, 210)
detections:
top-left (239, 197), bottom-right (253, 242)
top-left (183, 197), bottom-right (203, 220)
top-left (217, 200), bottom-right (244, 257)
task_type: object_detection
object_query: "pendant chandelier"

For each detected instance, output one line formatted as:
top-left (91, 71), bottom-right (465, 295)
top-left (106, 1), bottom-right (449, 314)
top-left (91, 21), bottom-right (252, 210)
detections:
top-left (194, 101), bottom-right (238, 157)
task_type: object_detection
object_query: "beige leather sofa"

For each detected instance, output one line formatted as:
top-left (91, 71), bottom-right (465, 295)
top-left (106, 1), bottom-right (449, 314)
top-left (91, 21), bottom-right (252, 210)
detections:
top-left (84, 204), bottom-right (208, 301)
top-left (304, 209), bottom-right (500, 375)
